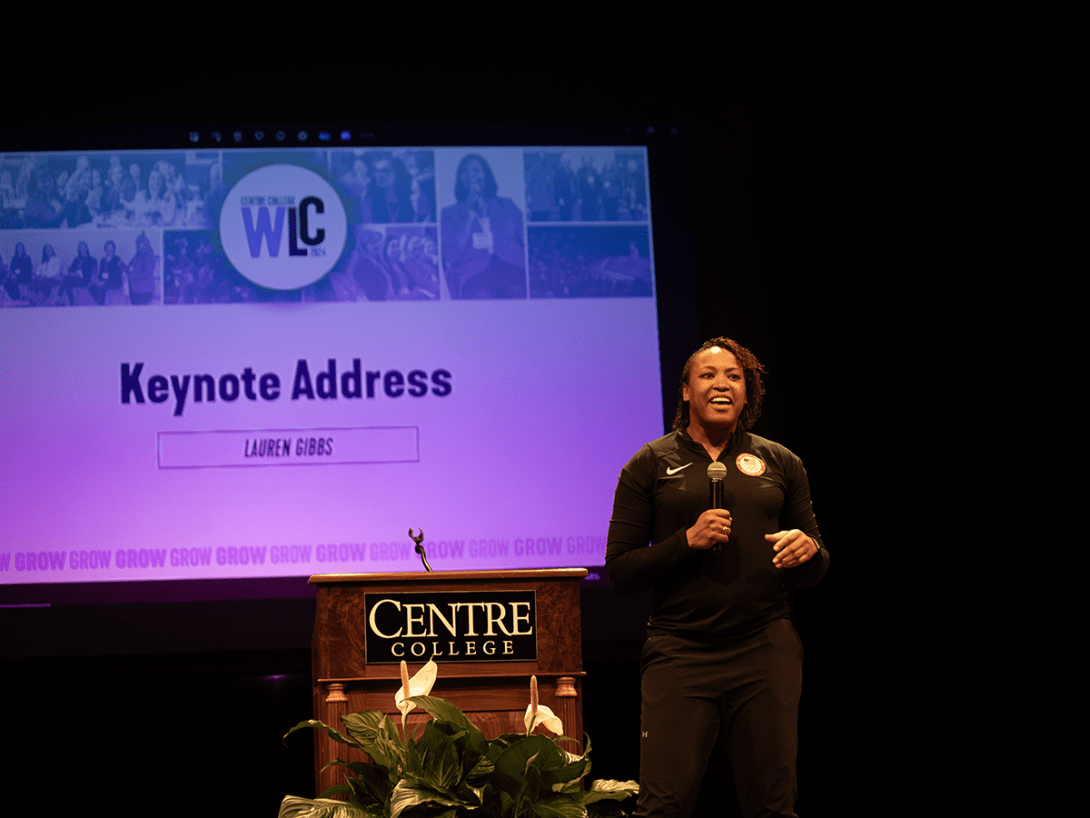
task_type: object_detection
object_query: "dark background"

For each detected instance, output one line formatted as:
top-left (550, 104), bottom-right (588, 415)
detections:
top-left (2, 51), bottom-right (951, 817)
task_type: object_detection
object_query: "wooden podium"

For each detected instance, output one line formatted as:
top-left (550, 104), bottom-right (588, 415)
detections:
top-left (309, 568), bottom-right (587, 796)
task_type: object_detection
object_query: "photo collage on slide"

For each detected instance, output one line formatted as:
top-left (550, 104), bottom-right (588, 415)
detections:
top-left (0, 147), bottom-right (654, 307)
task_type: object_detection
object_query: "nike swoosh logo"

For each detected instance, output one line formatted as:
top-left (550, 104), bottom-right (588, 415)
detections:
top-left (666, 464), bottom-right (692, 475)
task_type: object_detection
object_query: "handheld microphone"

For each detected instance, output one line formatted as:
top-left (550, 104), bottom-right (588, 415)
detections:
top-left (707, 462), bottom-right (727, 552)
top-left (707, 462), bottom-right (726, 508)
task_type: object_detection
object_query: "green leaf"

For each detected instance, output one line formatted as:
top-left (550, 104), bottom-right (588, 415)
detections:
top-left (388, 780), bottom-right (477, 818)
top-left (316, 784), bottom-right (353, 799)
top-left (465, 754), bottom-right (496, 787)
top-left (344, 762), bottom-right (393, 812)
top-left (277, 795), bottom-right (376, 818)
top-left (546, 756), bottom-right (590, 786)
top-left (407, 695), bottom-right (484, 736)
top-left (341, 712), bottom-right (404, 773)
top-left (284, 719), bottom-right (358, 749)
top-left (342, 711), bottom-right (401, 744)
top-left (404, 722), bottom-right (464, 790)
top-left (590, 779), bottom-right (639, 794)
top-left (491, 734), bottom-right (569, 798)
top-left (530, 793), bottom-right (588, 818)
top-left (416, 716), bottom-right (491, 786)
top-left (584, 803), bottom-right (631, 818)
top-left (575, 779), bottom-right (640, 806)
top-left (324, 759), bottom-right (375, 776)
top-left (522, 759), bottom-right (547, 804)
top-left (493, 789), bottom-right (516, 816)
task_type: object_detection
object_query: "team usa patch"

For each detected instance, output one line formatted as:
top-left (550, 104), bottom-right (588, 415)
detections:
top-left (736, 453), bottom-right (766, 476)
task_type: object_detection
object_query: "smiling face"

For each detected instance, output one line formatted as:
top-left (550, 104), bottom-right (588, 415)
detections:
top-left (681, 347), bottom-right (747, 436)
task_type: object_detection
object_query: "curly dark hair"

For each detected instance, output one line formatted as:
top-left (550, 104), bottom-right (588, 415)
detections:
top-left (672, 336), bottom-right (766, 432)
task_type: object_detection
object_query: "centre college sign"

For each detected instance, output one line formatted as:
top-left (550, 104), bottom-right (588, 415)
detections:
top-left (364, 590), bottom-right (537, 663)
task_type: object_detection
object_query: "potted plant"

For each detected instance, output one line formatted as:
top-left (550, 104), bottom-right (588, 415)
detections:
top-left (280, 659), bottom-right (638, 817)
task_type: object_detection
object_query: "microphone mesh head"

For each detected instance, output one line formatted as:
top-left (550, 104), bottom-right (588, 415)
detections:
top-left (707, 462), bottom-right (727, 480)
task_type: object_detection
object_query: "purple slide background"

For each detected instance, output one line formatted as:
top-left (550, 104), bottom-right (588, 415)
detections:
top-left (0, 146), bottom-right (663, 585)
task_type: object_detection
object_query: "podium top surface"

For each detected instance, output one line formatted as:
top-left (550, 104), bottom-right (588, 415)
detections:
top-left (309, 568), bottom-right (588, 585)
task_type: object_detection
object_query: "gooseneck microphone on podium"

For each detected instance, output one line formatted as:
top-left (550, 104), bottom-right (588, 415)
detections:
top-left (409, 527), bottom-right (433, 572)
top-left (707, 462), bottom-right (727, 551)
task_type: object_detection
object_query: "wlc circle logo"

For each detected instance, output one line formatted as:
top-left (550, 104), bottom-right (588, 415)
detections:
top-left (220, 164), bottom-right (347, 290)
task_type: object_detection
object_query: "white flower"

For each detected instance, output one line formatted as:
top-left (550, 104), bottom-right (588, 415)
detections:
top-left (395, 659), bottom-right (437, 717)
top-left (523, 675), bottom-right (564, 735)
top-left (524, 702), bottom-right (564, 735)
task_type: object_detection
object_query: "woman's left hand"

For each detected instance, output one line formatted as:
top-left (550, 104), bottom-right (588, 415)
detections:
top-left (766, 530), bottom-right (817, 568)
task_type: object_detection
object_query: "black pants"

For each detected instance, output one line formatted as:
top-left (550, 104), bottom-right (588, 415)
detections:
top-left (636, 620), bottom-right (803, 818)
